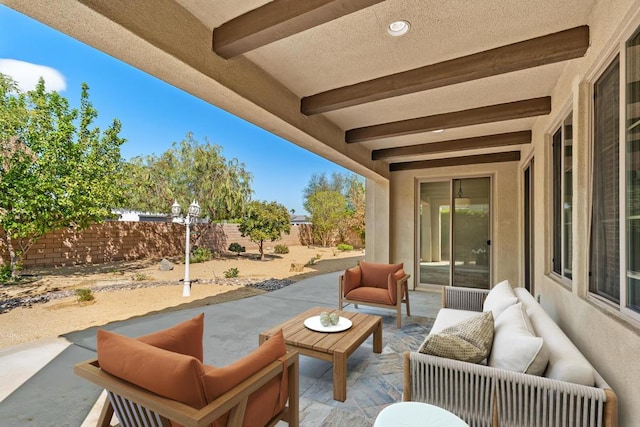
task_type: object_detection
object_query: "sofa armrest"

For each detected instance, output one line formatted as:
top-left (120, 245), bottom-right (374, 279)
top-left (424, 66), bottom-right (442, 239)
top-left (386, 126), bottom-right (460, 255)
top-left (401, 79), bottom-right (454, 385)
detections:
top-left (403, 351), bottom-right (616, 427)
top-left (441, 286), bottom-right (488, 311)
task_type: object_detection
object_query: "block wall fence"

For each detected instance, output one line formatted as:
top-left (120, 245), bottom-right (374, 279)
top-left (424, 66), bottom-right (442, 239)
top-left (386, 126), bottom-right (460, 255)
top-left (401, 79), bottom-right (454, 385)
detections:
top-left (0, 222), bottom-right (313, 268)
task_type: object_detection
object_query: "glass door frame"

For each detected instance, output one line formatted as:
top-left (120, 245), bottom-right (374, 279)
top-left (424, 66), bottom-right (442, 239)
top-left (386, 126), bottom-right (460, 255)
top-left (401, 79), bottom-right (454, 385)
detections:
top-left (415, 175), bottom-right (494, 291)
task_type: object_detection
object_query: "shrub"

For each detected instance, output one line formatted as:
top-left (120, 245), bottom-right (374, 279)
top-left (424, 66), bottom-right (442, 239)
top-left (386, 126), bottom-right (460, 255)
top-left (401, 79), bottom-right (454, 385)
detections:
top-left (75, 288), bottom-right (95, 302)
top-left (337, 243), bottom-right (353, 251)
top-left (191, 247), bottom-right (213, 263)
top-left (224, 267), bottom-right (239, 278)
top-left (0, 264), bottom-right (11, 283)
top-left (131, 272), bottom-right (148, 281)
top-left (274, 244), bottom-right (289, 254)
top-left (228, 242), bottom-right (246, 256)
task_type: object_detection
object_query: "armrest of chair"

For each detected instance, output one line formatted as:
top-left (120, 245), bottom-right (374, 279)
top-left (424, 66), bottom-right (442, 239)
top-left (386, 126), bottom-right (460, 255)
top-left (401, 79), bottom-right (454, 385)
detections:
top-left (74, 351), bottom-right (300, 427)
top-left (395, 274), bottom-right (411, 301)
top-left (441, 286), bottom-right (488, 311)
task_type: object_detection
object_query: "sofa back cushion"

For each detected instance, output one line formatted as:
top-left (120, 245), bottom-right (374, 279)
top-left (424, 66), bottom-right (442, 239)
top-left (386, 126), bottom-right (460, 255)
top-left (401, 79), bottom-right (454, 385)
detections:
top-left (97, 329), bottom-right (208, 410)
top-left (202, 329), bottom-right (288, 427)
top-left (483, 280), bottom-right (518, 319)
top-left (138, 313), bottom-right (205, 362)
top-left (514, 288), bottom-right (595, 386)
top-left (359, 261), bottom-right (403, 289)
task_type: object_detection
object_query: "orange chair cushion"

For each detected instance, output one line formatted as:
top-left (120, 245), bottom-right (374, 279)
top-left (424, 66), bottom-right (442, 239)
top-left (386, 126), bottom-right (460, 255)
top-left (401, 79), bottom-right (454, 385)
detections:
top-left (202, 329), bottom-right (288, 427)
top-left (359, 261), bottom-right (404, 289)
top-left (346, 287), bottom-right (393, 305)
top-left (343, 265), bottom-right (362, 295)
top-left (97, 329), bottom-right (208, 411)
top-left (387, 268), bottom-right (406, 305)
top-left (138, 313), bottom-right (205, 362)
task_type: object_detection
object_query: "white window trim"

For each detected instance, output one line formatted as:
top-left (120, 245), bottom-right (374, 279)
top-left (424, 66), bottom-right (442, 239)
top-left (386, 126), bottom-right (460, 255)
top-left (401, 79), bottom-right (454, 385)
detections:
top-left (586, 18), bottom-right (640, 324)
top-left (546, 101), bottom-right (573, 289)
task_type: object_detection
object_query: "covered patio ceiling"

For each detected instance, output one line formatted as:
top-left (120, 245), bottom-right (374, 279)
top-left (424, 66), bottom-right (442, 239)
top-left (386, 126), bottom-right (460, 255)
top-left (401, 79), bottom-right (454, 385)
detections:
top-left (4, 0), bottom-right (595, 180)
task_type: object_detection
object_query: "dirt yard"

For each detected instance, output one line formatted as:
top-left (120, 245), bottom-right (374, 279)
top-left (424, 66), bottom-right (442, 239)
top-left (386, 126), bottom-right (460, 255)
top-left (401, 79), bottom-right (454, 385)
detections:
top-left (0, 246), bottom-right (364, 349)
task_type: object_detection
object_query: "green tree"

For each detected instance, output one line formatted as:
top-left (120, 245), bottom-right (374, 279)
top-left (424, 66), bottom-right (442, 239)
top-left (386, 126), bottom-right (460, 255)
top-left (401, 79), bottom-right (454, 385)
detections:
top-left (303, 172), bottom-right (365, 246)
top-left (0, 75), bottom-right (126, 277)
top-left (306, 190), bottom-right (347, 247)
top-left (238, 200), bottom-right (291, 260)
top-left (345, 177), bottom-right (366, 244)
top-left (302, 172), bottom-right (349, 213)
top-left (123, 133), bottom-right (253, 246)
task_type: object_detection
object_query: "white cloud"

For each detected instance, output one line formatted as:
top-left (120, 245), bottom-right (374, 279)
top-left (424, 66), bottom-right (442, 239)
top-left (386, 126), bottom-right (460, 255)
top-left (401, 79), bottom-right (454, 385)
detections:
top-left (0, 59), bottom-right (67, 92)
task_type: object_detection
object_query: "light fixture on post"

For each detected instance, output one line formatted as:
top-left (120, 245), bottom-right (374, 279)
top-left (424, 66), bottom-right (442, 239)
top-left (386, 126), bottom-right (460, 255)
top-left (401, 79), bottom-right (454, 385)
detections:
top-left (455, 180), bottom-right (471, 208)
top-left (171, 200), bottom-right (201, 297)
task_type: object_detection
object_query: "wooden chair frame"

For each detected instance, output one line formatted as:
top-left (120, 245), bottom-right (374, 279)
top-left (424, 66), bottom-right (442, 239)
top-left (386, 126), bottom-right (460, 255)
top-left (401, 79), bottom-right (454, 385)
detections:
top-left (74, 351), bottom-right (299, 427)
top-left (339, 273), bottom-right (411, 328)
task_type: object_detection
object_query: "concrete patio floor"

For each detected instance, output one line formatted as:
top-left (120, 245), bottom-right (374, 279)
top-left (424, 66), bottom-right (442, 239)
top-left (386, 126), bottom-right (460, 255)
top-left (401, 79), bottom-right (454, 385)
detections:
top-left (0, 271), bottom-right (441, 426)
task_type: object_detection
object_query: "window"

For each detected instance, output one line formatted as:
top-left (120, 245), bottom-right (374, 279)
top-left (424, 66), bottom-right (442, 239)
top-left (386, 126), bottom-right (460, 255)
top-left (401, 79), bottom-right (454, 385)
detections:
top-left (590, 24), bottom-right (640, 318)
top-left (552, 112), bottom-right (573, 280)
top-left (625, 28), bottom-right (640, 313)
top-left (591, 59), bottom-right (620, 303)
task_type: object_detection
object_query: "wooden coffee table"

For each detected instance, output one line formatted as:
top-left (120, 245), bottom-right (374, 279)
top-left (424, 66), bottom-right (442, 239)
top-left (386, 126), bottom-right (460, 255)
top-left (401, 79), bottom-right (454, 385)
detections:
top-left (259, 307), bottom-right (383, 402)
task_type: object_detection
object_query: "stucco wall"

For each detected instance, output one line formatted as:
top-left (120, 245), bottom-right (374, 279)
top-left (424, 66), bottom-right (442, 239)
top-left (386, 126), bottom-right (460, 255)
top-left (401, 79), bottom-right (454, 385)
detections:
top-left (390, 162), bottom-right (520, 291)
top-left (528, 1), bottom-right (640, 424)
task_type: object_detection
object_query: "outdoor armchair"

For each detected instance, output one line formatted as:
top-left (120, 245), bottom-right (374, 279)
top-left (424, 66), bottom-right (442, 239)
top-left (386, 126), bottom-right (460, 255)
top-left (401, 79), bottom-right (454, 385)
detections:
top-left (338, 261), bottom-right (410, 327)
top-left (74, 314), bottom-right (299, 427)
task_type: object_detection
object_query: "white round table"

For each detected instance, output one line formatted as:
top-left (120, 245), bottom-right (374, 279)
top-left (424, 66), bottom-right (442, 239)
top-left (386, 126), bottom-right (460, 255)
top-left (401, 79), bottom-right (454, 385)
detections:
top-left (374, 402), bottom-right (468, 427)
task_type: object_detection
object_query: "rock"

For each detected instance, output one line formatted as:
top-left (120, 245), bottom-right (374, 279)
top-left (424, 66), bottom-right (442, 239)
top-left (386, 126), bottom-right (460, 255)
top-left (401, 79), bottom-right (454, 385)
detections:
top-left (290, 263), bottom-right (305, 272)
top-left (159, 258), bottom-right (175, 271)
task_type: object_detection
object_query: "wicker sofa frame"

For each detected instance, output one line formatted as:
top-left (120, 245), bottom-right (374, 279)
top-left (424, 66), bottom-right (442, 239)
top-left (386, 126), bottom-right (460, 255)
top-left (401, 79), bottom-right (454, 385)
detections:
top-left (403, 286), bottom-right (617, 427)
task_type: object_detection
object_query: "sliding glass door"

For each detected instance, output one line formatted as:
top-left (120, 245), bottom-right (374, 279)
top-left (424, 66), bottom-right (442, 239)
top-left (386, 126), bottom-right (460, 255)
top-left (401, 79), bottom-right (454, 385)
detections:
top-left (418, 177), bottom-right (491, 289)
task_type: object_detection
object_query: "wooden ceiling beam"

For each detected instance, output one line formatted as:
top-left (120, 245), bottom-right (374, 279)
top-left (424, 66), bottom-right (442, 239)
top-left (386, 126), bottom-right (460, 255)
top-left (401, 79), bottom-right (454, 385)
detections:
top-left (372, 131), bottom-right (531, 160)
top-left (213, 0), bottom-right (384, 59)
top-left (390, 151), bottom-right (521, 172)
top-left (346, 97), bottom-right (550, 143)
top-left (302, 26), bottom-right (588, 115)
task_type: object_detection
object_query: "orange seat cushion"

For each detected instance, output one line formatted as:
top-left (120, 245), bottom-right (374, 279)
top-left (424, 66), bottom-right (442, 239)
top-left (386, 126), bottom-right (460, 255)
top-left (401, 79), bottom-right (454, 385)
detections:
top-left (138, 313), bottom-right (205, 361)
top-left (346, 287), bottom-right (393, 305)
top-left (202, 329), bottom-right (288, 427)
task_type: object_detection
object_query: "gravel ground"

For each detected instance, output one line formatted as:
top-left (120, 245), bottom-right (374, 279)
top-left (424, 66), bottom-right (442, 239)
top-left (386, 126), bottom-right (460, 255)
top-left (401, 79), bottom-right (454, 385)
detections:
top-left (0, 277), bottom-right (295, 314)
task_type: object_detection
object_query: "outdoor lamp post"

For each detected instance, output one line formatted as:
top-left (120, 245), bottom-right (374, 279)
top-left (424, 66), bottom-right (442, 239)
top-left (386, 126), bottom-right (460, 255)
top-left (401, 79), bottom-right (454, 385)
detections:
top-left (171, 200), bottom-right (201, 297)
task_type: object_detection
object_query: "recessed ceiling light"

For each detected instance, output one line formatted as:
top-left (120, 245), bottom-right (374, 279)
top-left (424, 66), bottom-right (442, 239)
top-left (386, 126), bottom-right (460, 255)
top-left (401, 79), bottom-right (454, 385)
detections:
top-left (432, 129), bottom-right (445, 133)
top-left (387, 20), bottom-right (410, 37)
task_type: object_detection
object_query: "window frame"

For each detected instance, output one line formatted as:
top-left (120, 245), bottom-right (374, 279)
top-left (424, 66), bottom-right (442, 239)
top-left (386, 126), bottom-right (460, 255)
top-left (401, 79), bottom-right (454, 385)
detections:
top-left (588, 22), bottom-right (640, 323)
top-left (549, 109), bottom-right (574, 286)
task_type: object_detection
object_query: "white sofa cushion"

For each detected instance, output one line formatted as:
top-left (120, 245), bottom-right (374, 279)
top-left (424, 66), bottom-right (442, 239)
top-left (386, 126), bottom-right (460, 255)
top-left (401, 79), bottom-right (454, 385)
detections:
top-left (483, 280), bottom-right (518, 319)
top-left (489, 302), bottom-right (549, 375)
top-left (514, 288), bottom-right (595, 386)
top-left (419, 311), bottom-right (494, 363)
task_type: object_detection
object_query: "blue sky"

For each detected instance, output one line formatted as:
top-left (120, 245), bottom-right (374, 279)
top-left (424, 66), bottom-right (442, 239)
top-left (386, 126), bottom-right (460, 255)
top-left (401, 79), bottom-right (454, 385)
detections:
top-left (0, 5), bottom-right (353, 215)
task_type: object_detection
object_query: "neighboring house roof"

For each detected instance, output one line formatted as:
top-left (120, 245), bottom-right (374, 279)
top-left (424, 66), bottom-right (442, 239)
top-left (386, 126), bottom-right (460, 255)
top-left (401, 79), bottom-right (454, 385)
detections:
top-left (290, 214), bottom-right (311, 225)
top-left (111, 209), bottom-right (170, 222)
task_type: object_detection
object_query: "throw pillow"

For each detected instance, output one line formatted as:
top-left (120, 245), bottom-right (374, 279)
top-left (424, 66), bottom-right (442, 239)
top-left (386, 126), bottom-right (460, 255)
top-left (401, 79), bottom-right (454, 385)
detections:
top-left (419, 311), bottom-right (494, 363)
top-left (138, 313), bottom-right (205, 361)
top-left (97, 329), bottom-right (208, 410)
top-left (488, 302), bottom-right (549, 375)
top-left (483, 280), bottom-right (518, 319)
top-left (202, 329), bottom-right (288, 427)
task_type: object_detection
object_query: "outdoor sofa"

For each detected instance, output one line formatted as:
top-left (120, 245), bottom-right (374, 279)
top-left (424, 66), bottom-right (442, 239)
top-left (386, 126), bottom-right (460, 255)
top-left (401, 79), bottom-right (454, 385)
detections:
top-left (403, 282), bottom-right (617, 427)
